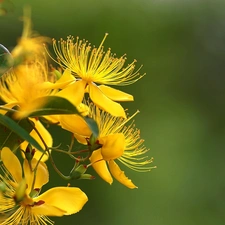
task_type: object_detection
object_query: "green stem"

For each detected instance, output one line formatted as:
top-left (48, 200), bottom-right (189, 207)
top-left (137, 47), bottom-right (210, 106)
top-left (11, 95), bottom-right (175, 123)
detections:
top-left (49, 152), bottom-right (70, 180)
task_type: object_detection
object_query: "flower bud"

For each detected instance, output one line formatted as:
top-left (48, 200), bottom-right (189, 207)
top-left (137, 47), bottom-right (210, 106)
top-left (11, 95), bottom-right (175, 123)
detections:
top-left (69, 164), bottom-right (95, 180)
top-left (80, 174), bottom-right (95, 180)
top-left (70, 164), bottom-right (87, 180)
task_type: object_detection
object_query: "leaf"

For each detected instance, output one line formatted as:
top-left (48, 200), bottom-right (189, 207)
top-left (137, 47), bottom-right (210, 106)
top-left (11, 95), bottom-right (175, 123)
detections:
top-left (83, 116), bottom-right (99, 138)
top-left (0, 114), bottom-right (43, 152)
top-left (27, 96), bottom-right (79, 117)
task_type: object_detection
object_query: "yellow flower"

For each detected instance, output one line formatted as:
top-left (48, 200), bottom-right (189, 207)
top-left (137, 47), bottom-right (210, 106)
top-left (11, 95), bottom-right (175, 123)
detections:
top-left (0, 147), bottom-right (88, 225)
top-left (61, 103), bottom-right (155, 189)
top-left (0, 7), bottom-right (75, 118)
top-left (0, 58), bottom-right (75, 118)
top-left (49, 34), bottom-right (144, 118)
top-left (11, 7), bottom-right (49, 62)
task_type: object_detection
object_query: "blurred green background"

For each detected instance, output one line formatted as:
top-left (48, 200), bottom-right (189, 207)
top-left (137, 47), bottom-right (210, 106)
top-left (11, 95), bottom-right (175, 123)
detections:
top-left (1, 0), bottom-right (225, 224)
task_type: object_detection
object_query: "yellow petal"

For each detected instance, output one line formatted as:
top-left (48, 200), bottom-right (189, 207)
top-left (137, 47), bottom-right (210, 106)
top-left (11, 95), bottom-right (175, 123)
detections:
top-left (40, 69), bottom-right (76, 90)
top-left (1, 147), bottom-right (22, 183)
top-left (15, 97), bottom-right (48, 119)
top-left (56, 69), bottom-right (76, 84)
top-left (108, 160), bottom-right (137, 189)
top-left (32, 203), bottom-right (66, 217)
top-left (60, 114), bottom-right (91, 137)
top-left (20, 119), bottom-right (52, 162)
top-left (56, 80), bottom-right (86, 106)
top-left (43, 115), bottom-right (60, 124)
top-left (23, 159), bottom-right (49, 193)
top-left (89, 83), bottom-right (126, 118)
top-left (89, 149), bottom-right (113, 185)
top-left (99, 85), bottom-right (134, 101)
top-left (34, 187), bottom-right (88, 215)
top-left (99, 133), bottom-right (125, 160)
top-left (73, 133), bottom-right (89, 145)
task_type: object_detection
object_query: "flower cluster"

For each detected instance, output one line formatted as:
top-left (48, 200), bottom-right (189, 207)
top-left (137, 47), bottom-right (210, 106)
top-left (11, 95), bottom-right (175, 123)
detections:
top-left (0, 8), bottom-right (155, 225)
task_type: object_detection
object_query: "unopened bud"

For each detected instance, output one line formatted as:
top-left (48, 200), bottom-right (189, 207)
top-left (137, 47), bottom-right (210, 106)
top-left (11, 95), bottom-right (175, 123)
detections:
top-left (70, 164), bottom-right (87, 180)
top-left (80, 174), bottom-right (95, 180)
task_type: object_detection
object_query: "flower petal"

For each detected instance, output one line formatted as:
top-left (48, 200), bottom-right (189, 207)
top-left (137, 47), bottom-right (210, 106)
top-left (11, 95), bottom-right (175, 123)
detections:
top-left (23, 159), bottom-right (49, 193)
top-left (73, 133), bottom-right (88, 145)
top-left (39, 69), bottom-right (75, 90)
top-left (99, 133), bottom-right (125, 160)
top-left (60, 114), bottom-right (91, 137)
top-left (108, 160), bottom-right (137, 189)
top-left (15, 97), bottom-right (48, 119)
top-left (89, 83), bottom-right (126, 118)
top-left (54, 68), bottom-right (76, 88)
top-left (34, 187), bottom-right (88, 215)
top-left (99, 85), bottom-right (134, 101)
top-left (32, 203), bottom-right (66, 217)
top-left (89, 149), bottom-right (113, 185)
top-left (56, 80), bottom-right (86, 106)
top-left (1, 147), bottom-right (22, 183)
top-left (20, 119), bottom-right (52, 162)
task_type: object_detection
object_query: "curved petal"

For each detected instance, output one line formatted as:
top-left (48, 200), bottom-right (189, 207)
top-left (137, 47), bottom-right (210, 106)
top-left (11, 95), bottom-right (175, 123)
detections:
top-left (89, 83), bottom-right (126, 118)
top-left (60, 114), bottom-right (91, 137)
top-left (56, 80), bottom-right (86, 106)
top-left (32, 203), bottom-right (66, 217)
top-left (89, 149), bottom-right (113, 185)
top-left (1, 147), bottom-right (22, 183)
top-left (34, 187), bottom-right (88, 215)
top-left (74, 133), bottom-right (89, 145)
top-left (20, 119), bottom-right (52, 162)
top-left (23, 159), bottom-right (49, 193)
top-left (39, 69), bottom-right (75, 90)
top-left (99, 85), bottom-right (134, 101)
top-left (43, 115), bottom-right (60, 124)
top-left (15, 97), bottom-right (48, 119)
top-left (99, 133), bottom-right (125, 160)
top-left (108, 160), bottom-right (137, 189)
top-left (56, 69), bottom-right (76, 84)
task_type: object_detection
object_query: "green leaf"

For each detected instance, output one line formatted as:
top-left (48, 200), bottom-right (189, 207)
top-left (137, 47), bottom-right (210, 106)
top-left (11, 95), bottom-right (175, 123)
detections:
top-left (27, 96), bottom-right (79, 117)
top-left (83, 116), bottom-right (99, 138)
top-left (0, 114), bottom-right (43, 152)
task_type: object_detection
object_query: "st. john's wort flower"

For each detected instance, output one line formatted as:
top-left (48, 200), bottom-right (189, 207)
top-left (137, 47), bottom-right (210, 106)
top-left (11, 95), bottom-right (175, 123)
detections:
top-left (49, 34), bottom-right (145, 118)
top-left (0, 147), bottom-right (88, 225)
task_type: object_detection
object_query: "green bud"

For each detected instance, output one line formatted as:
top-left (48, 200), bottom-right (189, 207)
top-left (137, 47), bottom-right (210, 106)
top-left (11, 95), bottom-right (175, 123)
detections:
top-left (80, 174), bottom-right (95, 180)
top-left (70, 164), bottom-right (87, 180)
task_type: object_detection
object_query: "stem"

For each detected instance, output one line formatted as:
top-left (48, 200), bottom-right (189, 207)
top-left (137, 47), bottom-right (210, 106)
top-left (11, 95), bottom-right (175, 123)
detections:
top-left (49, 152), bottom-right (70, 180)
